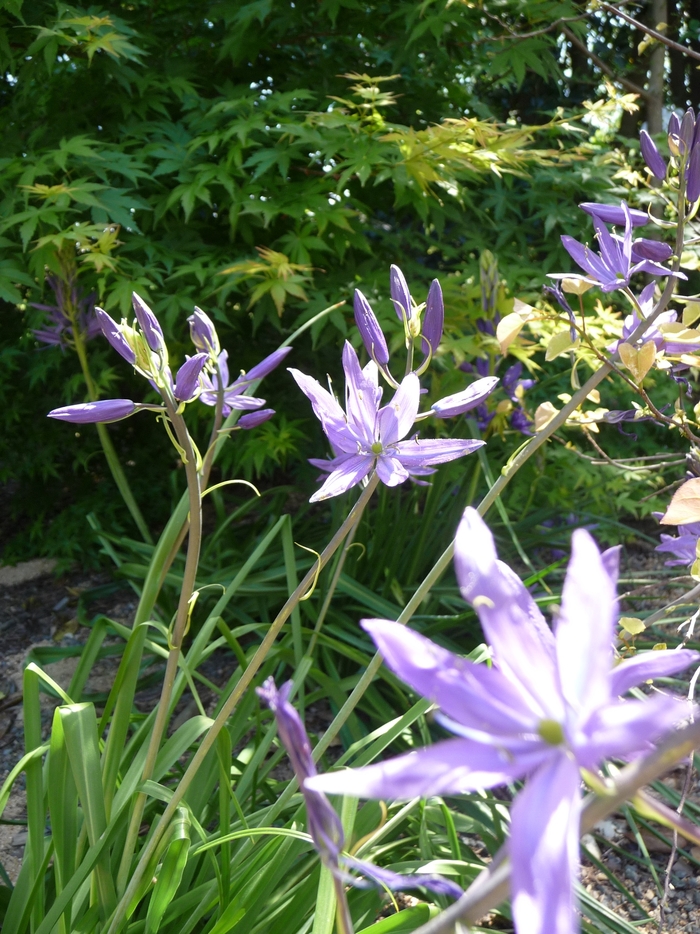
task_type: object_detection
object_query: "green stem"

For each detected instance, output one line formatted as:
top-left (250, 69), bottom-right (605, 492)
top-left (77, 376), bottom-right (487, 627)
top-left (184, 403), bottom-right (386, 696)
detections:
top-left (116, 400), bottom-right (203, 894)
top-left (307, 520), bottom-right (359, 657)
top-left (71, 311), bottom-right (152, 544)
top-left (333, 875), bottom-right (354, 934)
top-left (104, 474), bottom-right (380, 934)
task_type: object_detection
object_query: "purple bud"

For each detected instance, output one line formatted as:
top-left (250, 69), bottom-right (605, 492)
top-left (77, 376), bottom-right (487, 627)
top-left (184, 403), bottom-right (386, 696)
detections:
top-left (431, 377), bottom-right (499, 418)
top-left (96, 308), bottom-right (136, 365)
top-left (239, 408), bottom-right (275, 429)
top-left (688, 144), bottom-right (700, 203)
top-left (639, 131), bottom-right (667, 180)
top-left (173, 353), bottom-right (208, 402)
top-left (423, 279), bottom-right (444, 354)
top-left (668, 112), bottom-right (681, 138)
top-left (243, 346), bottom-right (292, 381)
top-left (354, 290), bottom-right (389, 365)
top-left (681, 109), bottom-right (696, 149)
top-left (188, 307), bottom-right (219, 356)
top-left (389, 265), bottom-right (412, 321)
top-left (579, 202), bottom-right (648, 227)
top-left (630, 238), bottom-right (673, 263)
top-left (48, 399), bottom-right (136, 424)
top-left (132, 293), bottom-right (165, 353)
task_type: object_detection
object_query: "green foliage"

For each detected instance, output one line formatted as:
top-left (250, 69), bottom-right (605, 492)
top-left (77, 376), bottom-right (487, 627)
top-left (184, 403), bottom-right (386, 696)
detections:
top-left (0, 0), bottom-right (640, 560)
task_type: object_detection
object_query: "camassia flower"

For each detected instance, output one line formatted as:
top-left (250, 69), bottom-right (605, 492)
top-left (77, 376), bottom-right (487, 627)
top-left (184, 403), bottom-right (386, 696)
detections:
top-left (308, 509), bottom-right (698, 934)
top-left (48, 294), bottom-right (288, 428)
top-left (198, 347), bottom-right (292, 418)
top-left (256, 678), bottom-right (463, 900)
top-left (551, 202), bottom-right (682, 294)
top-left (290, 342), bottom-right (490, 502)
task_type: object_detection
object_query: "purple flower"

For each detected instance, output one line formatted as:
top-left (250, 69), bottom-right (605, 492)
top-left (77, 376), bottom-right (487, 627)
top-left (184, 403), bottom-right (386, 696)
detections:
top-left (688, 144), bottom-right (700, 203)
top-left (96, 308), bottom-right (136, 365)
top-left (132, 293), bottom-right (165, 354)
top-left (173, 353), bottom-right (208, 403)
top-left (610, 283), bottom-right (676, 353)
top-left (390, 264), bottom-right (413, 322)
top-left (48, 399), bottom-right (138, 424)
top-left (238, 408), bottom-right (275, 429)
top-left (199, 347), bottom-right (292, 417)
top-left (256, 677), bottom-right (463, 900)
top-left (431, 377), bottom-right (499, 417)
top-left (423, 279), bottom-right (444, 355)
top-left (188, 307), bottom-right (220, 358)
top-left (290, 342), bottom-right (484, 502)
top-left (630, 239), bottom-right (673, 264)
top-left (354, 289), bottom-right (389, 367)
top-left (655, 513), bottom-right (700, 567)
top-left (308, 509), bottom-right (698, 934)
top-left (32, 274), bottom-right (100, 348)
top-left (639, 131), bottom-right (667, 180)
top-left (579, 202), bottom-right (648, 228)
top-left (553, 203), bottom-right (680, 294)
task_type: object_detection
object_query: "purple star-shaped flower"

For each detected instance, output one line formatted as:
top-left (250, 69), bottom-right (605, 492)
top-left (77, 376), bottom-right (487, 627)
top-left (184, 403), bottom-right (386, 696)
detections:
top-left (552, 202), bottom-right (682, 294)
top-left (199, 347), bottom-right (292, 417)
top-left (256, 677), bottom-right (463, 900)
top-left (290, 342), bottom-right (487, 502)
top-left (308, 508), bottom-right (698, 934)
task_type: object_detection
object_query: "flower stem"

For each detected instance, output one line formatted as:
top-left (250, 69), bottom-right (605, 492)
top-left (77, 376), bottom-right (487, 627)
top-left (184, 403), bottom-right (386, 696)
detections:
top-left (333, 876), bottom-right (355, 934)
top-left (70, 304), bottom-right (153, 544)
top-left (105, 474), bottom-right (380, 934)
top-left (116, 401), bottom-right (202, 895)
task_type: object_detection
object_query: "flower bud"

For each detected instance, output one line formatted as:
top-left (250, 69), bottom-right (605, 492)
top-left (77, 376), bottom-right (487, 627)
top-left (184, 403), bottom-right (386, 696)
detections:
top-left (188, 307), bottom-right (220, 357)
top-left (244, 346), bottom-right (292, 381)
top-left (423, 279), bottom-right (444, 354)
top-left (630, 239), bottom-right (673, 263)
top-left (132, 293), bottom-right (165, 354)
top-left (239, 408), bottom-right (275, 429)
top-left (479, 250), bottom-right (499, 315)
top-left (173, 353), bottom-right (208, 402)
top-left (668, 112), bottom-right (681, 138)
top-left (354, 290), bottom-right (389, 365)
top-left (389, 265), bottom-right (412, 321)
top-left (432, 376), bottom-right (499, 418)
top-left (48, 399), bottom-right (136, 424)
top-left (580, 202), bottom-right (648, 227)
top-left (639, 131), bottom-right (667, 181)
top-left (688, 144), bottom-right (700, 203)
top-left (681, 108), bottom-right (696, 150)
top-left (96, 308), bottom-right (136, 365)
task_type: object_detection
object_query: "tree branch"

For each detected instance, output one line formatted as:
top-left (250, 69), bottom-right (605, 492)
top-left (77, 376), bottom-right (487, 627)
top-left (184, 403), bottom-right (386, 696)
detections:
top-left (599, 2), bottom-right (700, 62)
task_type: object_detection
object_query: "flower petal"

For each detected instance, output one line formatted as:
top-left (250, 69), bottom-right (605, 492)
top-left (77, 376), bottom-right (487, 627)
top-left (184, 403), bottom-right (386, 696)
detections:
top-left (306, 737), bottom-right (542, 799)
top-left (309, 455), bottom-right (373, 502)
top-left (511, 755), bottom-right (581, 934)
top-left (555, 529), bottom-right (616, 715)
top-left (378, 373), bottom-right (420, 445)
top-left (394, 438), bottom-right (485, 467)
top-left (581, 693), bottom-right (695, 766)
top-left (376, 455), bottom-right (409, 487)
top-left (454, 509), bottom-right (561, 718)
top-left (342, 341), bottom-right (381, 442)
top-left (362, 618), bottom-right (544, 735)
top-left (289, 368), bottom-right (357, 454)
top-left (342, 855), bottom-right (463, 900)
top-left (610, 649), bottom-right (699, 697)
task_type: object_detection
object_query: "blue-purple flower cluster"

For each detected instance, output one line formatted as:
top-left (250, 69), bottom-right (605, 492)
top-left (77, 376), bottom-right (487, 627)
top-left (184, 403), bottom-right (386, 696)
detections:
top-left (48, 296), bottom-right (289, 429)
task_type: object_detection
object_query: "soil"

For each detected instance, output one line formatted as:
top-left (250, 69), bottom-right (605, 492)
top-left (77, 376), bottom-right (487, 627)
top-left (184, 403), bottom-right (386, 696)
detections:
top-left (1, 543), bottom-right (700, 931)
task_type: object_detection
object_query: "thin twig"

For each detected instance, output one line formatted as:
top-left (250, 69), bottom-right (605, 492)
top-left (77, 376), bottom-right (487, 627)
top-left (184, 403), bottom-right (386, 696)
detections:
top-left (598, 3), bottom-right (700, 62)
top-left (562, 25), bottom-right (651, 99)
